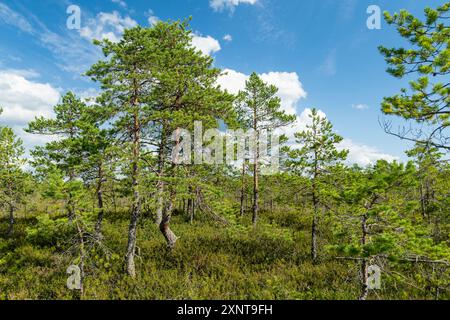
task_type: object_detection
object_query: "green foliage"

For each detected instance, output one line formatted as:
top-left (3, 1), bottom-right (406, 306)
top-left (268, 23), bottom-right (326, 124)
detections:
top-left (0, 14), bottom-right (448, 301)
top-left (235, 73), bottom-right (296, 131)
top-left (379, 3), bottom-right (450, 149)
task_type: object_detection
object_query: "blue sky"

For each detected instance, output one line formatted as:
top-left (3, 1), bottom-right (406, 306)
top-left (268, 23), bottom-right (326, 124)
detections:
top-left (0, 0), bottom-right (445, 165)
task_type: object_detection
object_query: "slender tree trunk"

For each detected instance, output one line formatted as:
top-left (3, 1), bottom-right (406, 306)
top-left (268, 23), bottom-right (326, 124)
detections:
top-left (95, 164), bottom-right (105, 236)
top-left (159, 171), bottom-right (178, 249)
top-left (112, 188), bottom-right (118, 214)
top-left (155, 126), bottom-right (167, 225)
top-left (155, 182), bottom-right (164, 225)
top-left (240, 160), bottom-right (246, 216)
top-left (188, 186), bottom-right (195, 224)
top-left (311, 175), bottom-right (318, 263)
top-left (67, 170), bottom-right (76, 222)
top-left (159, 127), bottom-right (180, 248)
top-left (160, 195), bottom-right (178, 249)
top-left (252, 113), bottom-right (260, 228)
top-left (311, 208), bottom-right (318, 263)
top-left (191, 196), bottom-right (195, 224)
top-left (420, 182), bottom-right (426, 219)
top-left (75, 218), bottom-right (85, 298)
top-left (187, 198), bottom-right (192, 216)
top-left (359, 213), bottom-right (369, 300)
top-left (125, 107), bottom-right (141, 278)
top-left (7, 203), bottom-right (14, 238)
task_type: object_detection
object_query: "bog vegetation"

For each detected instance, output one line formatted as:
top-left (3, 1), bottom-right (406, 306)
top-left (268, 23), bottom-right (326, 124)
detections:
top-left (0, 4), bottom-right (449, 300)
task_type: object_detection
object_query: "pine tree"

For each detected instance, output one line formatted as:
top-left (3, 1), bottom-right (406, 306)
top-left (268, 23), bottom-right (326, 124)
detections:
top-left (77, 105), bottom-right (117, 236)
top-left (146, 20), bottom-right (234, 248)
top-left (379, 3), bottom-right (450, 150)
top-left (0, 124), bottom-right (26, 237)
top-left (87, 26), bottom-right (156, 277)
top-left (87, 20), bottom-right (234, 273)
top-left (288, 109), bottom-right (348, 262)
top-left (235, 73), bottom-right (295, 227)
top-left (26, 92), bottom-right (88, 221)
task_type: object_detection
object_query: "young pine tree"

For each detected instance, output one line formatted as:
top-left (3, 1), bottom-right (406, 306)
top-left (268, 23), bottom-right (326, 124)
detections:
top-left (235, 73), bottom-right (296, 227)
top-left (288, 109), bottom-right (348, 263)
top-left (26, 92), bottom-right (88, 221)
top-left (0, 112), bottom-right (26, 237)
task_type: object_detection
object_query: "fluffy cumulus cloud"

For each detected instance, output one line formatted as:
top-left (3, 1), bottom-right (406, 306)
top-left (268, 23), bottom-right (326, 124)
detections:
top-left (80, 11), bottom-right (137, 43)
top-left (0, 70), bottom-right (61, 149)
top-left (191, 34), bottom-right (221, 55)
top-left (0, 71), bottom-right (60, 126)
top-left (340, 139), bottom-right (399, 166)
top-left (210, 0), bottom-right (259, 12)
top-left (218, 68), bottom-right (307, 115)
top-left (217, 69), bottom-right (397, 166)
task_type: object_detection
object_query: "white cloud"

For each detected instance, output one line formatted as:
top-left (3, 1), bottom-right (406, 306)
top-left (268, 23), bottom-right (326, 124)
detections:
top-left (279, 108), bottom-right (326, 146)
top-left (210, 0), bottom-right (259, 12)
top-left (0, 3), bottom-right (103, 74)
top-left (148, 15), bottom-right (160, 26)
top-left (0, 68), bottom-right (40, 79)
top-left (111, 0), bottom-right (127, 8)
top-left (80, 11), bottom-right (138, 43)
top-left (0, 71), bottom-right (60, 127)
top-left (191, 34), bottom-right (221, 56)
top-left (260, 72), bottom-right (307, 115)
top-left (352, 103), bottom-right (369, 110)
top-left (216, 73), bottom-right (397, 167)
top-left (217, 69), bottom-right (248, 95)
top-left (218, 69), bottom-right (307, 115)
top-left (282, 108), bottom-right (398, 166)
top-left (0, 3), bottom-right (33, 33)
top-left (339, 139), bottom-right (399, 166)
top-left (223, 34), bottom-right (233, 42)
top-left (285, 108), bottom-right (398, 166)
top-left (146, 9), bottom-right (160, 26)
top-left (0, 70), bottom-right (61, 150)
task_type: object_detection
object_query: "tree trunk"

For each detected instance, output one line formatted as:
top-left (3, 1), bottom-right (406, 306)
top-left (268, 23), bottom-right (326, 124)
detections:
top-left (67, 169), bottom-right (76, 222)
top-left (155, 181), bottom-right (164, 225)
top-left (191, 197), bottom-right (195, 224)
top-left (311, 180), bottom-right (318, 263)
top-left (159, 127), bottom-right (180, 248)
top-left (125, 109), bottom-right (141, 278)
top-left (359, 213), bottom-right (369, 300)
top-left (95, 164), bottom-right (104, 236)
top-left (160, 191), bottom-right (178, 250)
top-left (7, 203), bottom-right (14, 237)
top-left (240, 160), bottom-right (246, 216)
top-left (252, 114), bottom-right (259, 228)
top-left (75, 218), bottom-right (85, 298)
top-left (155, 126), bottom-right (167, 225)
top-left (311, 211), bottom-right (318, 263)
